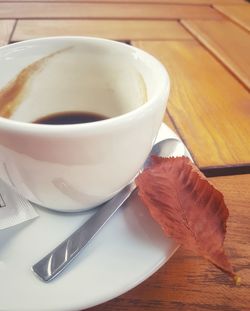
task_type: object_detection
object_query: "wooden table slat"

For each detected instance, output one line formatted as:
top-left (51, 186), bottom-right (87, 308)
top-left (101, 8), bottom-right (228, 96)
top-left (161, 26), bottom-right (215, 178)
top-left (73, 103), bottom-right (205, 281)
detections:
top-left (182, 19), bottom-right (250, 90)
top-left (214, 4), bottom-right (250, 31)
top-left (0, 20), bottom-right (15, 46)
top-left (133, 40), bottom-right (250, 169)
top-left (0, 3), bottom-right (223, 19)
top-left (88, 174), bottom-right (250, 311)
top-left (12, 19), bottom-right (192, 42)
top-left (0, 0), bottom-right (246, 3)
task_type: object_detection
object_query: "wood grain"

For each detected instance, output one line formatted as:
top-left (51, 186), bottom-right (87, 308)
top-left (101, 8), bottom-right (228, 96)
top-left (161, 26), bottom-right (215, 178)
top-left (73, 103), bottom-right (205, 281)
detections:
top-left (214, 4), bottom-right (250, 31)
top-left (182, 20), bottom-right (250, 90)
top-left (0, 0), bottom-right (245, 3)
top-left (87, 174), bottom-right (250, 311)
top-left (132, 40), bottom-right (250, 169)
top-left (0, 20), bottom-right (15, 46)
top-left (12, 20), bottom-right (192, 42)
top-left (0, 3), bottom-right (223, 19)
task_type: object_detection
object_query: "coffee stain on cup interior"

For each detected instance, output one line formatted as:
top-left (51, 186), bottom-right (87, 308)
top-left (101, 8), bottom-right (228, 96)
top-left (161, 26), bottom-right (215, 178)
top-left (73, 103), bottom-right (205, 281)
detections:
top-left (0, 47), bottom-right (72, 118)
top-left (0, 46), bottom-right (148, 120)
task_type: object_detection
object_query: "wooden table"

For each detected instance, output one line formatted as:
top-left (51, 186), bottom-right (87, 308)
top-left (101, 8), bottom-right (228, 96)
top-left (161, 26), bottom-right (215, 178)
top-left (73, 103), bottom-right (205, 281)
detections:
top-left (0, 1), bottom-right (249, 310)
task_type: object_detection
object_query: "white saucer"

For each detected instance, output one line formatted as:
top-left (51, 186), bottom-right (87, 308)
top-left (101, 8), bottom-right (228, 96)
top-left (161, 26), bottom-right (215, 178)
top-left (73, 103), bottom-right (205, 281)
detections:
top-left (0, 124), bottom-right (190, 311)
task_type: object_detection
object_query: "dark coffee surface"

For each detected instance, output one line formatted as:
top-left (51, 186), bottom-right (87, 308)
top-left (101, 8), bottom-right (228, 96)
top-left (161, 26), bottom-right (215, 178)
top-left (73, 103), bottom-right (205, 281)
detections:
top-left (33, 111), bottom-right (108, 125)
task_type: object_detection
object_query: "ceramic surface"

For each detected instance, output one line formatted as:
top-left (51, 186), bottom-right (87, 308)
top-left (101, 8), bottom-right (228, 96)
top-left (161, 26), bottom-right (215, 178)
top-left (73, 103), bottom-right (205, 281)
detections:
top-left (0, 124), bottom-right (190, 311)
top-left (0, 37), bottom-right (169, 211)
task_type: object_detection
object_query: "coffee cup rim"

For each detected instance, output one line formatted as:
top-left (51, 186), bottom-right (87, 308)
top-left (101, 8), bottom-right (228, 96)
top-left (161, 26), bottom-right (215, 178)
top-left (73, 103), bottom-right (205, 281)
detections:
top-left (0, 36), bottom-right (170, 135)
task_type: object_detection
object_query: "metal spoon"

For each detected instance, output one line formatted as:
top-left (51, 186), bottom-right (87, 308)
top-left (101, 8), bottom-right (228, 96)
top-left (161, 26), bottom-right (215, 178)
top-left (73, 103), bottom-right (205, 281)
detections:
top-left (32, 138), bottom-right (186, 282)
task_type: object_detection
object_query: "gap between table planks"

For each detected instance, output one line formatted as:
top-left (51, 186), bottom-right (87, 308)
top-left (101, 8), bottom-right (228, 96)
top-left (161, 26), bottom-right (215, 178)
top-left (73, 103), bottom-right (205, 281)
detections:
top-left (214, 4), bottom-right (250, 32)
top-left (86, 174), bottom-right (250, 311)
top-left (132, 40), bottom-right (250, 172)
top-left (11, 19), bottom-right (192, 42)
top-left (0, 2), bottom-right (223, 19)
top-left (0, 20), bottom-right (16, 46)
top-left (182, 19), bottom-right (250, 90)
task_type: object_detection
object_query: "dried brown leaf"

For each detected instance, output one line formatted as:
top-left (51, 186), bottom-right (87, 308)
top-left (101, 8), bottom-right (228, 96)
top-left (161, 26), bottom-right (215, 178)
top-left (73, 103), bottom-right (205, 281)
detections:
top-left (136, 156), bottom-right (236, 279)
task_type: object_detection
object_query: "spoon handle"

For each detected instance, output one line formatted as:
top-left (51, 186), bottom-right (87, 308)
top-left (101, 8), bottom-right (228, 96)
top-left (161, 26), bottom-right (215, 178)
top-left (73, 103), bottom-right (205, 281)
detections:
top-left (32, 182), bottom-right (136, 282)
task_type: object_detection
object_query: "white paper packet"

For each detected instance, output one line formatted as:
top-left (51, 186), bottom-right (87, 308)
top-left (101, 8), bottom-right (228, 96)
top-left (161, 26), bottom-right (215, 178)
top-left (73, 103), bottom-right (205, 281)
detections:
top-left (0, 179), bottom-right (38, 230)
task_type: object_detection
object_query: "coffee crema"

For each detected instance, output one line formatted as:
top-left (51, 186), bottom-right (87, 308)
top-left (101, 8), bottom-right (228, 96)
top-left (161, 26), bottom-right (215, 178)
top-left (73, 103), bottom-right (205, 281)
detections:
top-left (33, 111), bottom-right (108, 125)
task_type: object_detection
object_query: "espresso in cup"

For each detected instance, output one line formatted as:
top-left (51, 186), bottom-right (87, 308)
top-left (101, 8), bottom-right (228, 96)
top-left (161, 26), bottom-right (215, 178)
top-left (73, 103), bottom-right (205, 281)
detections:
top-left (0, 37), bottom-right (169, 212)
top-left (33, 111), bottom-right (108, 125)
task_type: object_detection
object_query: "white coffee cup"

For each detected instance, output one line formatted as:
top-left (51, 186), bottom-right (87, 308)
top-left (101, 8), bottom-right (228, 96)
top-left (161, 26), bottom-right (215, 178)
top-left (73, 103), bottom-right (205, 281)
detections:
top-left (0, 37), bottom-right (169, 212)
